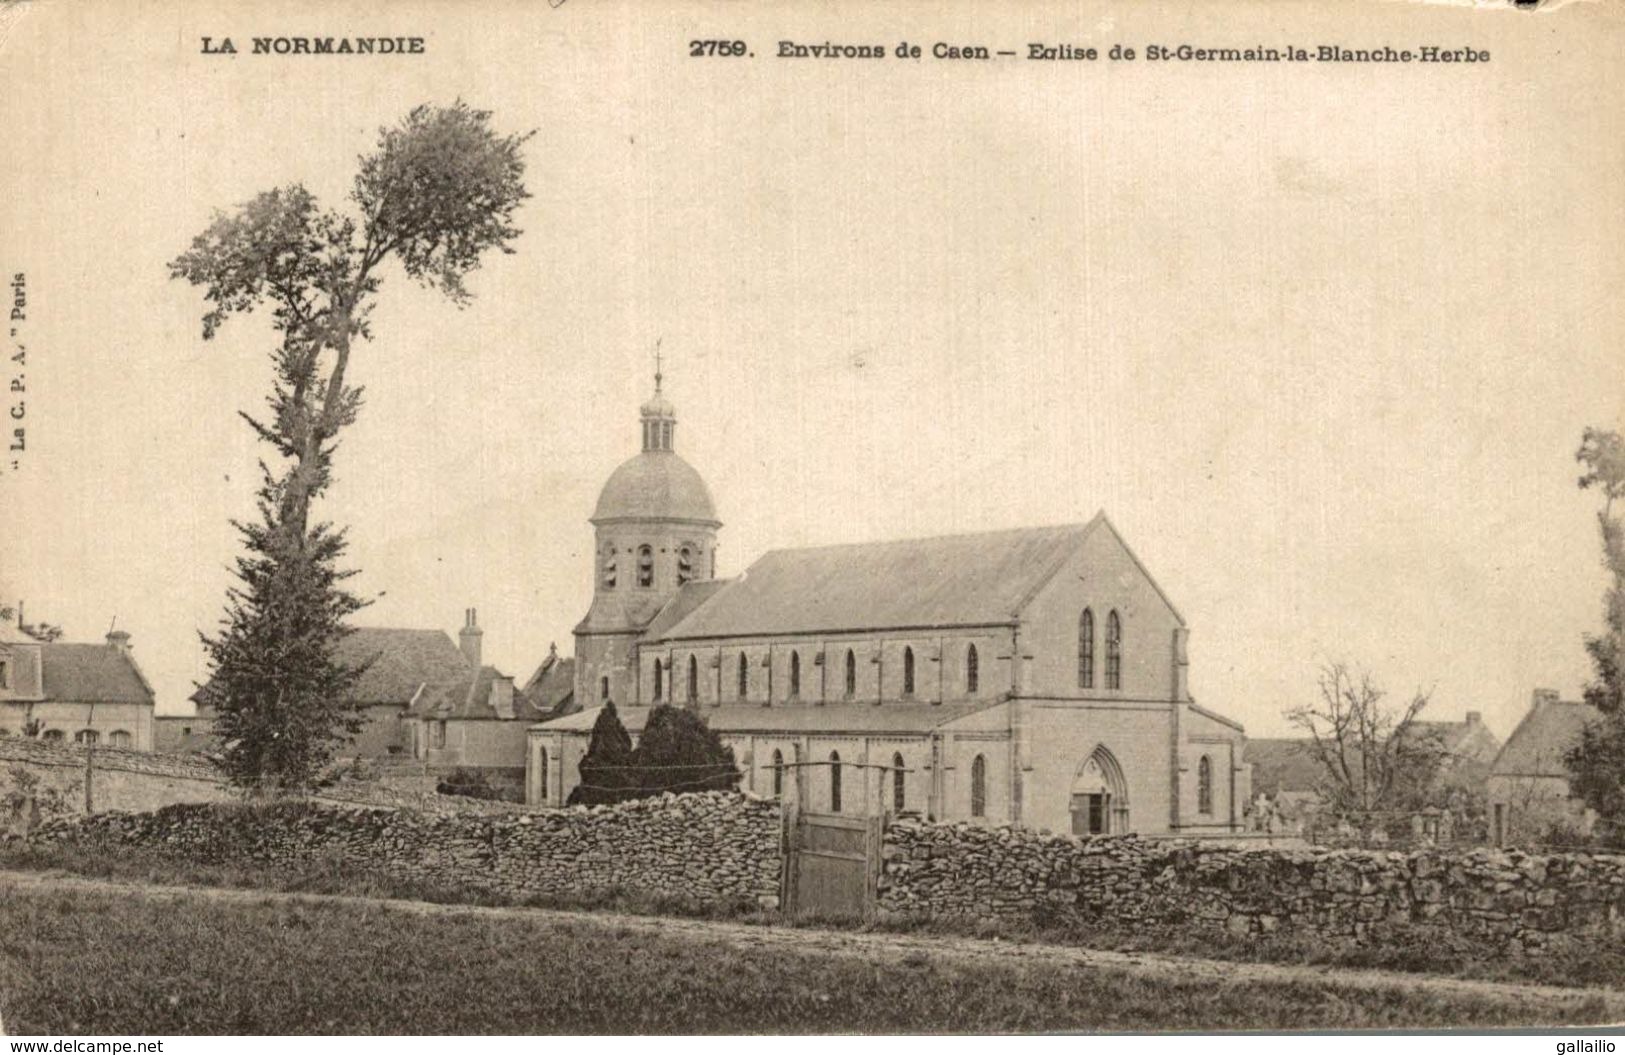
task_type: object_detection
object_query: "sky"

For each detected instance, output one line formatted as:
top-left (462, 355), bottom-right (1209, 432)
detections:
top-left (1, 0), bottom-right (1622, 738)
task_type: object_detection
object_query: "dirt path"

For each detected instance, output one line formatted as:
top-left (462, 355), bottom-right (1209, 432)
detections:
top-left (6, 868), bottom-right (1623, 1022)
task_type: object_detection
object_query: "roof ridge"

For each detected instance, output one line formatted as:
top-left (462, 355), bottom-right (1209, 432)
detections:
top-left (755, 521), bottom-right (1094, 559)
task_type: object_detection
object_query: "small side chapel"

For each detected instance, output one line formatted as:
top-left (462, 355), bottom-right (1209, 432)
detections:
top-left (527, 373), bottom-right (1249, 835)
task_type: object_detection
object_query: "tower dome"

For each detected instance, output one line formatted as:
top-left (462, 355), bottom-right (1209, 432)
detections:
top-left (592, 369), bottom-right (719, 526)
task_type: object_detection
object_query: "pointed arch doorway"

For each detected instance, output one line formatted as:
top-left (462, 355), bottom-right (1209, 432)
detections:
top-left (1070, 746), bottom-right (1129, 836)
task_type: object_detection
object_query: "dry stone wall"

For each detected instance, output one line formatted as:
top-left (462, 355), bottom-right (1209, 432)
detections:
top-left (29, 791), bottom-right (783, 911)
top-left (880, 820), bottom-right (1625, 951)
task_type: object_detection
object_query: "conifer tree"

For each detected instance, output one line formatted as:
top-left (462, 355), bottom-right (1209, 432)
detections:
top-left (631, 705), bottom-right (740, 796)
top-left (568, 700), bottom-right (635, 805)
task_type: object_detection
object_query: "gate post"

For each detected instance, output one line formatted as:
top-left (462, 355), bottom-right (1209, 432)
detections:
top-left (779, 760), bottom-right (802, 913)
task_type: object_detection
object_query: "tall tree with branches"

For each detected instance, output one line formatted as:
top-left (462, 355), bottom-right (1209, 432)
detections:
top-left (1566, 427), bottom-right (1625, 842)
top-left (170, 103), bottom-right (533, 791)
top-left (1284, 661), bottom-right (1441, 843)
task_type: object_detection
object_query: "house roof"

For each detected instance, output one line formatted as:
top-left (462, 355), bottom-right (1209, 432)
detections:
top-left (534, 701), bottom-right (1000, 736)
top-left (653, 519), bottom-right (1112, 642)
top-left (36, 643), bottom-right (154, 704)
top-left (1242, 738), bottom-right (1324, 795)
top-left (1407, 717), bottom-right (1501, 764)
top-left (523, 650), bottom-right (578, 718)
top-left (1490, 699), bottom-right (1599, 778)
top-left (193, 626), bottom-right (471, 708)
top-left (414, 665), bottom-right (550, 722)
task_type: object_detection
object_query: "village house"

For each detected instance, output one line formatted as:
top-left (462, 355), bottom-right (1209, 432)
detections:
top-left (0, 623), bottom-right (157, 749)
top-left (1487, 688), bottom-right (1600, 846)
top-left (527, 375), bottom-right (1250, 835)
top-left (163, 623), bottom-right (475, 757)
top-left (404, 612), bottom-right (576, 778)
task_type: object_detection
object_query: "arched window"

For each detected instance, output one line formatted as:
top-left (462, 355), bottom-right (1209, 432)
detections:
top-left (970, 754), bottom-right (987, 818)
top-left (652, 657), bottom-right (664, 700)
top-left (789, 651), bottom-right (801, 698)
top-left (109, 730), bottom-right (131, 748)
top-left (844, 649), bottom-right (857, 698)
top-left (772, 749), bottom-right (785, 798)
top-left (1078, 608), bottom-right (1095, 689)
top-left (892, 752), bottom-right (906, 812)
top-left (829, 751), bottom-right (842, 812)
top-left (737, 652), bottom-right (749, 700)
top-left (600, 676), bottom-right (610, 702)
top-left (965, 644), bottom-right (979, 695)
top-left (601, 549), bottom-right (617, 590)
top-left (1198, 755), bottom-right (1213, 815)
top-left (75, 729), bottom-right (99, 745)
top-left (637, 545), bottom-right (654, 588)
top-left (677, 545), bottom-right (694, 586)
top-left (687, 655), bottom-right (699, 702)
top-left (1105, 610), bottom-right (1122, 690)
top-left (903, 647), bottom-right (916, 696)
top-left (41, 729), bottom-right (64, 742)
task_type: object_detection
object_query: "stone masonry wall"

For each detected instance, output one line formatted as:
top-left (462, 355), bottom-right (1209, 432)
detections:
top-left (29, 791), bottom-right (783, 911)
top-left (880, 820), bottom-right (1625, 952)
top-left (1, 737), bottom-right (232, 825)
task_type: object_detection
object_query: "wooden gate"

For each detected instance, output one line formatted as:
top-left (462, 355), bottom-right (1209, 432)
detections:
top-left (779, 760), bottom-right (885, 920)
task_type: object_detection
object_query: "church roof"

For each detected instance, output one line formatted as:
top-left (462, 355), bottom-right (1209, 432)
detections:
top-left (534, 701), bottom-right (1000, 736)
top-left (652, 519), bottom-right (1106, 641)
top-left (641, 579), bottom-right (736, 641)
top-left (1490, 698), bottom-right (1598, 778)
top-left (592, 450), bottom-right (718, 524)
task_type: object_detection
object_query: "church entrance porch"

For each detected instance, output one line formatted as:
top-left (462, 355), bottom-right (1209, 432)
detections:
top-left (1070, 746), bottom-right (1129, 835)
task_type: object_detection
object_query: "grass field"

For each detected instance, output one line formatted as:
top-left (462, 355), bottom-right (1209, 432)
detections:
top-left (0, 878), bottom-right (1612, 1034)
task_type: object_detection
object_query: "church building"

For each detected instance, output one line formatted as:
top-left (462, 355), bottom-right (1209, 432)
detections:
top-left (527, 376), bottom-right (1249, 835)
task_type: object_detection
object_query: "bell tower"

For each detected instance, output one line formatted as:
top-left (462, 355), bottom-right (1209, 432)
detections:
top-left (574, 367), bottom-right (721, 710)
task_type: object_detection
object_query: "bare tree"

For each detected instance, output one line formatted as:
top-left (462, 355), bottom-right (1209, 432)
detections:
top-left (1284, 661), bottom-right (1441, 843)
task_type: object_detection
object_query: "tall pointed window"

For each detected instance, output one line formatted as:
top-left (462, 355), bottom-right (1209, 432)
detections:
top-left (965, 644), bottom-right (979, 696)
top-left (1078, 609), bottom-right (1095, 689)
top-left (970, 754), bottom-right (987, 818)
top-left (772, 749), bottom-right (785, 798)
top-left (737, 652), bottom-right (749, 700)
top-left (1105, 610), bottom-right (1123, 690)
top-left (1198, 755), bottom-right (1214, 815)
top-left (687, 655), bottom-right (699, 703)
top-left (903, 647), bottom-right (916, 697)
top-left (829, 751), bottom-right (842, 813)
top-left (652, 657), bottom-right (664, 700)
top-left (637, 545), bottom-right (654, 588)
top-left (677, 545), bottom-right (694, 586)
top-left (892, 752), bottom-right (906, 812)
top-left (601, 550), bottom-right (617, 590)
top-left (789, 651), bottom-right (801, 698)
top-left (600, 676), bottom-right (610, 702)
top-left (844, 649), bottom-right (857, 698)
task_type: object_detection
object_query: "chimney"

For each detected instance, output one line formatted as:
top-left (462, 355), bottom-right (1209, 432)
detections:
top-left (106, 630), bottom-right (132, 655)
top-left (1530, 688), bottom-right (1560, 713)
top-left (459, 608), bottom-right (483, 668)
top-left (489, 674), bottom-right (515, 720)
top-left (1465, 710), bottom-right (1482, 726)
